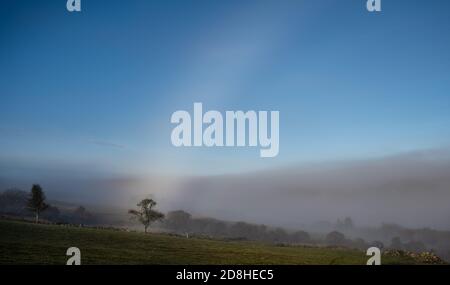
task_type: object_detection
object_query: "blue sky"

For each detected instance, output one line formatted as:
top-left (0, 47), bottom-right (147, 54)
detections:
top-left (1, 0), bottom-right (450, 176)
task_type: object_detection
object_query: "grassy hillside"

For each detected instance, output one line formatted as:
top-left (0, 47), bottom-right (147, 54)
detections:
top-left (0, 219), bottom-right (428, 265)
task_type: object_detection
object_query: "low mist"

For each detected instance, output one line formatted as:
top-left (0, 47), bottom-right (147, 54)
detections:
top-left (1, 148), bottom-right (450, 230)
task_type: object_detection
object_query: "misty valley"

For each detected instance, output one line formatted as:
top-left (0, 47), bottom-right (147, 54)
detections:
top-left (0, 185), bottom-right (449, 264)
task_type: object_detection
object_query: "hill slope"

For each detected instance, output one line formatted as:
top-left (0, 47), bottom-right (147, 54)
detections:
top-left (0, 220), bottom-right (427, 265)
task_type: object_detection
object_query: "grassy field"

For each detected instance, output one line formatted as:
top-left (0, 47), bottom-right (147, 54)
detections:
top-left (0, 219), bottom-right (426, 265)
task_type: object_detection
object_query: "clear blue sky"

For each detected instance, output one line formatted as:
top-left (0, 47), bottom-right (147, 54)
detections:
top-left (1, 0), bottom-right (450, 176)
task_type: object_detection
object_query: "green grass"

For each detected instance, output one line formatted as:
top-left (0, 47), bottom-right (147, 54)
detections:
top-left (0, 219), bottom-right (421, 265)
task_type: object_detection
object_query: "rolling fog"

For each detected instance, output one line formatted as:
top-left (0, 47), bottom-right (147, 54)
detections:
top-left (1, 148), bottom-right (450, 230)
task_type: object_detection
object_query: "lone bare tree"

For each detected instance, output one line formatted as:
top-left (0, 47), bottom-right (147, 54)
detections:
top-left (27, 184), bottom-right (49, 223)
top-left (128, 198), bottom-right (164, 233)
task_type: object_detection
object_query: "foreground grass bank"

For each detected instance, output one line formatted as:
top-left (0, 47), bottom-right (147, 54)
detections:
top-left (0, 220), bottom-right (429, 265)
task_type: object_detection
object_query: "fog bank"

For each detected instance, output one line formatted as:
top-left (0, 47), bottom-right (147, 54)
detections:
top-left (1, 149), bottom-right (450, 230)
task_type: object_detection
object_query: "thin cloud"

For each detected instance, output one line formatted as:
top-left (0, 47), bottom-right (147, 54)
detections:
top-left (88, 140), bottom-right (125, 149)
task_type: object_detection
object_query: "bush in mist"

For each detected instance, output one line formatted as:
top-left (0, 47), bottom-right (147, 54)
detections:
top-left (325, 231), bottom-right (346, 246)
top-left (290, 230), bottom-right (311, 244)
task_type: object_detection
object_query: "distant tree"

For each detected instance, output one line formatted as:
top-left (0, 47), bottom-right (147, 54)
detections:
top-left (230, 222), bottom-right (259, 240)
top-left (290, 230), bottom-right (311, 244)
top-left (256, 225), bottom-right (269, 241)
top-left (269, 227), bottom-right (289, 243)
top-left (128, 198), bottom-right (164, 233)
top-left (204, 219), bottom-right (227, 236)
top-left (41, 206), bottom-right (61, 222)
top-left (193, 218), bottom-right (227, 236)
top-left (325, 231), bottom-right (346, 246)
top-left (164, 210), bottom-right (192, 233)
top-left (72, 206), bottom-right (94, 224)
top-left (27, 184), bottom-right (49, 223)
